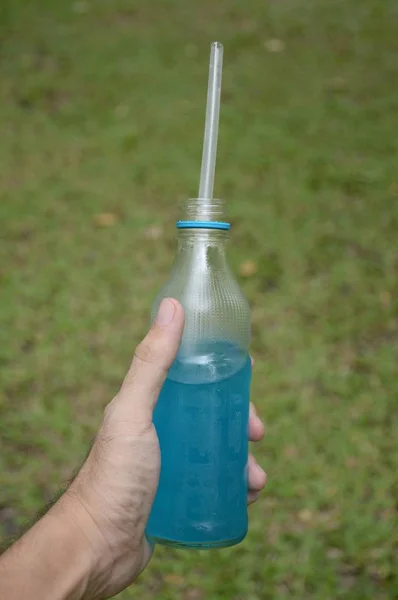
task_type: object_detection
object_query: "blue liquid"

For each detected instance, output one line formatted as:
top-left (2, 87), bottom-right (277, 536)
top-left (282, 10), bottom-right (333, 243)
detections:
top-left (146, 343), bottom-right (251, 548)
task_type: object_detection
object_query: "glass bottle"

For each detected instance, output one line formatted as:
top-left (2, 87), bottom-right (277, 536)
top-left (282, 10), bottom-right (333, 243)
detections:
top-left (146, 198), bottom-right (251, 548)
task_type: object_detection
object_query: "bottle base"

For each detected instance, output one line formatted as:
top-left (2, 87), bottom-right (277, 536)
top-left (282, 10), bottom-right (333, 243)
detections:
top-left (147, 532), bottom-right (247, 550)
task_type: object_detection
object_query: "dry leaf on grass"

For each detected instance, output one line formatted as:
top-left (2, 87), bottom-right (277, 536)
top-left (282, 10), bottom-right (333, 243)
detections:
top-left (264, 39), bottom-right (285, 53)
top-left (327, 547), bottom-right (344, 560)
top-left (94, 213), bottom-right (118, 227)
top-left (298, 508), bottom-right (314, 523)
top-left (325, 77), bottom-right (348, 92)
top-left (164, 574), bottom-right (185, 586)
top-left (114, 104), bottom-right (129, 118)
top-left (145, 224), bottom-right (164, 240)
top-left (379, 290), bottom-right (391, 309)
top-left (184, 589), bottom-right (203, 600)
top-left (239, 260), bottom-right (258, 277)
top-left (283, 445), bottom-right (298, 459)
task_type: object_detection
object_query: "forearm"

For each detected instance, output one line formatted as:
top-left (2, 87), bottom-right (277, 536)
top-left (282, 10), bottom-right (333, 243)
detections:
top-left (0, 495), bottom-right (102, 600)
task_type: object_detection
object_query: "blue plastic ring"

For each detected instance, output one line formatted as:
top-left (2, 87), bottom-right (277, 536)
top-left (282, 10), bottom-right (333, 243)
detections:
top-left (176, 220), bottom-right (231, 230)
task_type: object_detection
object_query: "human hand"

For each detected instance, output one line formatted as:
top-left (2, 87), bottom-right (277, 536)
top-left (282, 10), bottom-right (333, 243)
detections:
top-left (63, 298), bottom-right (266, 599)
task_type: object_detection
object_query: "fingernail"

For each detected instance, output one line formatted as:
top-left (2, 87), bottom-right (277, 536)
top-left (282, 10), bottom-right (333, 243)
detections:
top-left (155, 298), bottom-right (176, 327)
top-left (255, 464), bottom-right (266, 479)
top-left (257, 416), bottom-right (265, 430)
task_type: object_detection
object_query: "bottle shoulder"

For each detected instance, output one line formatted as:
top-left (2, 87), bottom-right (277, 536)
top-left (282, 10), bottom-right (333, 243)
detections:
top-left (152, 267), bottom-right (250, 316)
top-left (152, 266), bottom-right (251, 351)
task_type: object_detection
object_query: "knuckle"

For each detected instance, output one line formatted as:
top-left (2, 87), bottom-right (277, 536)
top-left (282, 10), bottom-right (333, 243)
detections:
top-left (133, 338), bottom-right (169, 375)
top-left (103, 399), bottom-right (115, 422)
top-left (134, 340), bottom-right (158, 366)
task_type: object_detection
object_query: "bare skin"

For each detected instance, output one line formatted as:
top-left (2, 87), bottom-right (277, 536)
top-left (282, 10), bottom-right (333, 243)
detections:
top-left (0, 299), bottom-right (266, 600)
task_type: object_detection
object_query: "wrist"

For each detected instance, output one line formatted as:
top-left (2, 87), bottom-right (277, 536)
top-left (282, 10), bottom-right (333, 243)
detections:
top-left (0, 494), bottom-right (102, 600)
top-left (43, 503), bottom-right (94, 600)
top-left (53, 491), bottom-right (113, 599)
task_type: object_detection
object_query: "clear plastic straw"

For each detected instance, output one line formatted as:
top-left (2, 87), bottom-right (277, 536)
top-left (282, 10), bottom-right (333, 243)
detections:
top-left (198, 42), bottom-right (224, 202)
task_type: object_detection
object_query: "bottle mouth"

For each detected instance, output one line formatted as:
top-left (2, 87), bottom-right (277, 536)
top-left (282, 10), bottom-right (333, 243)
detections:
top-left (176, 220), bottom-right (231, 230)
top-left (178, 198), bottom-right (229, 229)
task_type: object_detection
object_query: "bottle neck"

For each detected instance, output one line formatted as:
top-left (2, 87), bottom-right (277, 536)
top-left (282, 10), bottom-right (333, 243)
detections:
top-left (174, 229), bottom-right (229, 272)
top-left (181, 198), bottom-right (226, 222)
top-left (177, 228), bottom-right (229, 248)
top-left (172, 197), bottom-right (231, 272)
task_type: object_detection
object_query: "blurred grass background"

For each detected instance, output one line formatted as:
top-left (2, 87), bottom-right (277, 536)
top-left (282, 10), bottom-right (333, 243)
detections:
top-left (0, 0), bottom-right (397, 598)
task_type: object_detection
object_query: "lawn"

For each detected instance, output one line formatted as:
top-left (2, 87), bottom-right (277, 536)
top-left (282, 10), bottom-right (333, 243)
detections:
top-left (0, 0), bottom-right (397, 598)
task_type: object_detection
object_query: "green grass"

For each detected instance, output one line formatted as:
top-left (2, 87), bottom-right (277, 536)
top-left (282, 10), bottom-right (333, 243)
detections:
top-left (1, 0), bottom-right (397, 598)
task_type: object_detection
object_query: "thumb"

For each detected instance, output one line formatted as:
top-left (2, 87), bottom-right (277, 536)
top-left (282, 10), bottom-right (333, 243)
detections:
top-left (114, 298), bottom-right (184, 427)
